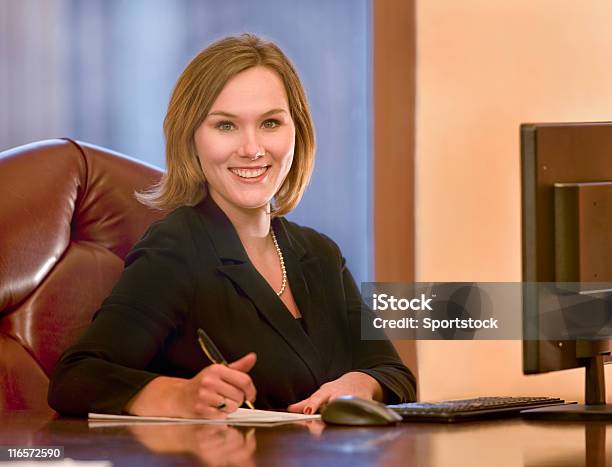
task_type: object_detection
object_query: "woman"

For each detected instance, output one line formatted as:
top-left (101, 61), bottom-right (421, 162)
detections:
top-left (48, 34), bottom-right (416, 418)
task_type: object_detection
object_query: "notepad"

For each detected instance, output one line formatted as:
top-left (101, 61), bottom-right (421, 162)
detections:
top-left (88, 408), bottom-right (320, 427)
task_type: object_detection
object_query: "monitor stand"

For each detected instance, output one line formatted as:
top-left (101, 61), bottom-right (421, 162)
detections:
top-left (522, 353), bottom-right (612, 420)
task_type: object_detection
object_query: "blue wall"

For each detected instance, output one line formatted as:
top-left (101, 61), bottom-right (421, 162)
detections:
top-left (0, 0), bottom-right (372, 284)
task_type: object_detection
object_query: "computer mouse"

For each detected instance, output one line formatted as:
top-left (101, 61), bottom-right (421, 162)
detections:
top-left (321, 396), bottom-right (403, 426)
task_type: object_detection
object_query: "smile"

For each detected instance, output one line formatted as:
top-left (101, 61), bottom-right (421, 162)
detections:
top-left (229, 166), bottom-right (270, 179)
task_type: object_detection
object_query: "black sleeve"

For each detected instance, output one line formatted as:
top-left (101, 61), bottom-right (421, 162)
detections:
top-left (48, 213), bottom-right (196, 416)
top-left (342, 259), bottom-right (417, 404)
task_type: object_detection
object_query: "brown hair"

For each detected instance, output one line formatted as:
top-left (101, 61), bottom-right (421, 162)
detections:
top-left (136, 34), bottom-right (315, 216)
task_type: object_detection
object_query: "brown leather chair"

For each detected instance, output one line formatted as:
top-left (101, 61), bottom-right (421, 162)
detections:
top-left (0, 139), bottom-right (165, 412)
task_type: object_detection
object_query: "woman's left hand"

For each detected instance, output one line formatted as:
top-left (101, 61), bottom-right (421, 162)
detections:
top-left (287, 372), bottom-right (383, 414)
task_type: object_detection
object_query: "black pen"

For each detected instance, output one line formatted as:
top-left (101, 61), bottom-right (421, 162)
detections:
top-left (196, 328), bottom-right (255, 410)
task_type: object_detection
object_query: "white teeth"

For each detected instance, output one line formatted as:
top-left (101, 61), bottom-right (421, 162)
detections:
top-left (230, 167), bottom-right (268, 179)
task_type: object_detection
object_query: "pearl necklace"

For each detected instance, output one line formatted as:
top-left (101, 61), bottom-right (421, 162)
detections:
top-left (270, 227), bottom-right (287, 296)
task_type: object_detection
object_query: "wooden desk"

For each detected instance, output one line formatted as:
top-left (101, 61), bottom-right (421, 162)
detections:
top-left (1, 409), bottom-right (610, 466)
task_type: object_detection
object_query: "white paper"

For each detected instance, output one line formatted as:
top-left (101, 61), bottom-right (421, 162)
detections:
top-left (88, 408), bottom-right (320, 426)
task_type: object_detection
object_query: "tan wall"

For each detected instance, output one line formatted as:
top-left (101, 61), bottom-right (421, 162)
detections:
top-left (416, 0), bottom-right (612, 401)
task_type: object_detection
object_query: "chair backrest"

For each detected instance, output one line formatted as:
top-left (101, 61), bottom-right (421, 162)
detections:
top-left (0, 139), bottom-right (166, 412)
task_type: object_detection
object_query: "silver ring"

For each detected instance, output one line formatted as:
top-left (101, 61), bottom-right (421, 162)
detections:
top-left (216, 397), bottom-right (227, 411)
top-left (250, 151), bottom-right (264, 161)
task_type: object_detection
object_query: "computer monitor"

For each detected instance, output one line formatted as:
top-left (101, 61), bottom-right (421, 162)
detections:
top-left (521, 121), bottom-right (612, 420)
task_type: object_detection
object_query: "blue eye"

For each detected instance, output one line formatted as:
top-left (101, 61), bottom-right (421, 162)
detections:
top-left (262, 119), bottom-right (280, 129)
top-left (216, 121), bottom-right (235, 131)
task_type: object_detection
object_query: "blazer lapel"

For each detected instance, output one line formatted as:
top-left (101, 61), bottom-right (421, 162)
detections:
top-left (277, 219), bottom-right (342, 378)
top-left (196, 197), bottom-right (327, 386)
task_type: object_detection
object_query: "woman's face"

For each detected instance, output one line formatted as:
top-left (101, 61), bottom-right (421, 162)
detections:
top-left (194, 66), bottom-right (296, 216)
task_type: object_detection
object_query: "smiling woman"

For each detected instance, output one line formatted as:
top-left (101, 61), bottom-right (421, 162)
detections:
top-left (194, 67), bottom-right (296, 215)
top-left (48, 34), bottom-right (416, 419)
top-left (136, 35), bottom-right (314, 218)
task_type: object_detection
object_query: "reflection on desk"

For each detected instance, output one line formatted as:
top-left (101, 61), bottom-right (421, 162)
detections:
top-left (1, 410), bottom-right (611, 466)
top-left (128, 423), bottom-right (257, 467)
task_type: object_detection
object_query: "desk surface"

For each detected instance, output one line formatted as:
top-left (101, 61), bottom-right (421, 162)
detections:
top-left (1, 409), bottom-right (610, 466)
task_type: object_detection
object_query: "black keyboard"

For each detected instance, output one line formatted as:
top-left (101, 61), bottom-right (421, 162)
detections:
top-left (387, 396), bottom-right (568, 422)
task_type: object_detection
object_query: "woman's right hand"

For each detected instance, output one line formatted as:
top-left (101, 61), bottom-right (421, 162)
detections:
top-left (125, 352), bottom-right (257, 418)
top-left (176, 352), bottom-right (257, 419)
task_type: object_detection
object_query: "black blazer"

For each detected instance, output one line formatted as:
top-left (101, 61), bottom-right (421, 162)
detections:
top-left (48, 196), bottom-right (416, 415)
